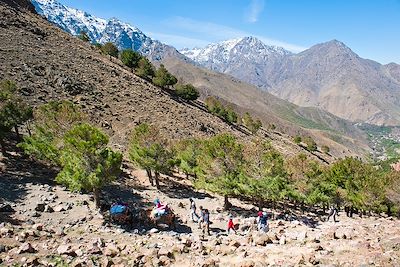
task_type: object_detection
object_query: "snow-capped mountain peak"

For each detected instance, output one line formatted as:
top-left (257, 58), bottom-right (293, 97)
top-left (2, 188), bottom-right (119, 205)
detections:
top-left (31, 0), bottom-right (169, 57)
top-left (180, 36), bottom-right (291, 73)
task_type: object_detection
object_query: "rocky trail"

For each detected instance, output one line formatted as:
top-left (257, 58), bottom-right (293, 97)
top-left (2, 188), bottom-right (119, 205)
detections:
top-left (1, 147), bottom-right (400, 267)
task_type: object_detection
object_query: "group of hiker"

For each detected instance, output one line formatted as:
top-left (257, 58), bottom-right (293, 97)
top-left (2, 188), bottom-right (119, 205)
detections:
top-left (110, 197), bottom-right (340, 233)
top-left (190, 198), bottom-right (211, 235)
top-left (189, 198), bottom-right (270, 236)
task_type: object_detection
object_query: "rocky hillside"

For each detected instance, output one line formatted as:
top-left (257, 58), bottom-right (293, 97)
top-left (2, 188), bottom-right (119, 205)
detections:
top-left (1, 148), bottom-right (400, 266)
top-left (0, 0), bottom-right (343, 163)
top-left (0, 0), bottom-right (243, 147)
top-left (184, 38), bottom-right (400, 126)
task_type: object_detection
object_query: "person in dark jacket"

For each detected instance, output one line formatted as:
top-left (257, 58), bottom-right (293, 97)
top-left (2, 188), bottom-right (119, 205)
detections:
top-left (202, 209), bottom-right (210, 236)
top-left (327, 205), bottom-right (338, 222)
top-left (258, 211), bottom-right (269, 232)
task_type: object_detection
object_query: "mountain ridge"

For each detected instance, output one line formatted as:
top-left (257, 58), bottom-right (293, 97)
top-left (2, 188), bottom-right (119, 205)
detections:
top-left (31, 0), bottom-right (187, 62)
top-left (183, 37), bottom-right (400, 126)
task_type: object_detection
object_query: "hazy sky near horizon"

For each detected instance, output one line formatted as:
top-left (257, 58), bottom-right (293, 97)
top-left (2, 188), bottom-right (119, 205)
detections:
top-left (59, 0), bottom-right (400, 64)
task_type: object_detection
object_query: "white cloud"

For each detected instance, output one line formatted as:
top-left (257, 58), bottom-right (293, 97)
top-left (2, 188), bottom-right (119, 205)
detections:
top-left (245, 0), bottom-right (265, 23)
top-left (146, 32), bottom-right (210, 49)
top-left (163, 16), bottom-right (307, 53)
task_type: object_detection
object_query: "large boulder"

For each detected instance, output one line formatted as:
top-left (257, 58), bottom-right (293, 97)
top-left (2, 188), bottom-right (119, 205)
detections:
top-left (18, 242), bottom-right (36, 254)
top-left (57, 244), bottom-right (76, 256)
top-left (255, 235), bottom-right (273, 246)
top-left (103, 244), bottom-right (119, 257)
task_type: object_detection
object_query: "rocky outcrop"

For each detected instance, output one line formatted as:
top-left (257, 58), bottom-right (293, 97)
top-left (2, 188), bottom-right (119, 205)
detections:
top-left (0, 0), bottom-right (36, 13)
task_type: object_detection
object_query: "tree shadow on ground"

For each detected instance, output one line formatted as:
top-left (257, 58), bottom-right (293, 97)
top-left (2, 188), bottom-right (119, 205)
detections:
top-left (0, 212), bottom-right (24, 225)
top-left (101, 168), bottom-right (153, 214)
top-left (158, 176), bottom-right (213, 200)
top-left (228, 204), bottom-right (258, 218)
top-left (0, 137), bottom-right (57, 205)
top-left (174, 221), bottom-right (192, 234)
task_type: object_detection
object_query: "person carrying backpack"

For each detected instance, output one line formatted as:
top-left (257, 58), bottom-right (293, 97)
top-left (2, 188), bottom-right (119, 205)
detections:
top-left (327, 205), bottom-right (338, 222)
top-left (258, 211), bottom-right (269, 232)
top-left (202, 209), bottom-right (211, 236)
top-left (189, 198), bottom-right (200, 222)
top-left (198, 206), bottom-right (204, 229)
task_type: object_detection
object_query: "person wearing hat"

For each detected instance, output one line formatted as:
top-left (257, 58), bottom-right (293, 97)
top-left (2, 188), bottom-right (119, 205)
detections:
top-left (258, 211), bottom-right (269, 233)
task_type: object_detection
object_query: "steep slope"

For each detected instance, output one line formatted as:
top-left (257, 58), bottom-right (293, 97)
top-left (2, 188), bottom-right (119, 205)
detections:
top-left (0, 0), bottom-right (341, 162)
top-left (384, 62), bottom-right (400, 84)
top-left (0, 0), bottom-right (244, 146)
top-left (184, 38), bottom-right (400, 126)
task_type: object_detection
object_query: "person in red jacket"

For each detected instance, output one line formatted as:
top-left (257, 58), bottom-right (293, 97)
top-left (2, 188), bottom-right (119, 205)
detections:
top-left (227, 215), bottom-right (236, 234)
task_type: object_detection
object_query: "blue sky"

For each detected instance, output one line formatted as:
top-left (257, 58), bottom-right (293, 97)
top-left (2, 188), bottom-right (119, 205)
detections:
top-left (59, 0), bottom-right (400, 64)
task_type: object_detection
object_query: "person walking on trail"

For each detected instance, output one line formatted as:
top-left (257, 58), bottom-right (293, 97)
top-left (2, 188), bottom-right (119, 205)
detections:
top-left (189, 198), bottom-right (200, 222)
top-left (198, 206), bottom-right (204, 229)
top-left (327, 205), bottom-right (338, 222)
top-left (227, 215), bottom-right (237, 234)
top-left (258, 211), bottom-right (269, 232)
top-left (202, 209), bottom-right (211, 236)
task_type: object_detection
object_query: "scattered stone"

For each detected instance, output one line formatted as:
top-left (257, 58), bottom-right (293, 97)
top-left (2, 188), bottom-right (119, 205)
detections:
top-left (32, 224), bottom-right (43, 231)
top-left (88, 245), bottom-right (102, 255)
top-left (297, 231), bottom-right (307, 242)
top-left (35, 203), bottom-right (45, 212)
top-left (103, 244), bottom-right (119, 257)
top-left (18, 242), bottom-right (36, 254)
top-left (75, 248), bottom-right (84, 257)
top-left (57, 244), bottom-right (76, 256)
top-left (101, 256), bottom-right (113, 267)
top-left (0, 244), bottom-right (7, 253)
top-left (255, 235), bottom-right (273, 246)
top-left (44, 205), bottom-right (54, 213)
top-left (201, 258), bottom-right (218, 267)
top-left (0, 227), bottom-right (14, 237)
top-left (31, 211), bottom-right (41, 217)
top-left (26, 256), bottom-right (40, 266)
top-left (158, 255), bottom-right (171, 266)
top-left (240, 260), bottom-right (255, 267)
top-left (230, 240), bottom-right (241, 248)
top-left (158, 247), bottom-right (173, 258)
top-left (53, 205), bottom-right (66, 212)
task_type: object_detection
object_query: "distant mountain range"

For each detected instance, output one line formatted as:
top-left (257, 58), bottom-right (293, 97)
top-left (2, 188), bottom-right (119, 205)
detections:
top-left (183, 38), bottom-right (400, 126)
top-left (31, 0), bottom-right (400, 127)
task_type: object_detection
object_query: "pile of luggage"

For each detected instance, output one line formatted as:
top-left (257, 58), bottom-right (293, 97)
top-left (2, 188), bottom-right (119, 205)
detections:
top-left (151, 199), bottom-right (170, 218)
top-left (109, 202), bottom-right (132, 224)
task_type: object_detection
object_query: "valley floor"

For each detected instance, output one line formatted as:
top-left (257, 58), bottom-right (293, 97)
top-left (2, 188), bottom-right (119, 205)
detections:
top-left (1, 148), bottom-right (400, 267)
